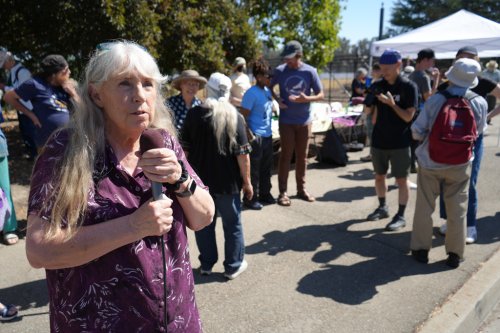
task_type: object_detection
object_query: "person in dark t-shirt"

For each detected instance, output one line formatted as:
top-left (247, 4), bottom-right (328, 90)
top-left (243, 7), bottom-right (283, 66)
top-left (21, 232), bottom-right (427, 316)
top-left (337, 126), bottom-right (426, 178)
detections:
top-left (181, 72), bottom-right (253, 279)
top-left (363, 49), bottom-right (418, 232)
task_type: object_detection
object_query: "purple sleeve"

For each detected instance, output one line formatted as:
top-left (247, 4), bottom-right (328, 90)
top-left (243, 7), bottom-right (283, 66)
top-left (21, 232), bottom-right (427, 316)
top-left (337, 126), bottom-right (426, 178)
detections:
top-left (15, 79), bottom-right (37, 102)
top-left (310, 68), bottom-right (323, 95)
top-left (28, 130), bottom-right (68, 218)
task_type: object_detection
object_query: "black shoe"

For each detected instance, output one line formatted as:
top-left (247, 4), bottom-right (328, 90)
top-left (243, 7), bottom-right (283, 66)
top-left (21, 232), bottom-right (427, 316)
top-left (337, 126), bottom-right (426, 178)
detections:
top-left (244, 200), bottom-right (263, 210)
top-left (385, 215), bottom-right (406, 231)
top-left (411, 249), bottom-right (429, 264)
top-left (446, 252), bottom-right (461, 268)
top-left (259, 193), bottom-right (276, 205)
top-left (367, 206), bottom-right (389, 221)
top-left (410, 165), bottom-right (418, 174)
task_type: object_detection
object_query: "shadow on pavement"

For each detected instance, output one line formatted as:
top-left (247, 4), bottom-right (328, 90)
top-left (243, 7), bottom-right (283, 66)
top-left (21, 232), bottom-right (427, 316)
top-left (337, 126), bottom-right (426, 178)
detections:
top-left (317, 186), bottom-right (373, 202)
top-left (0, 279), bottom-right (48, 310)
top-left (338, 168), bottom-right (374, 181)
top-left (246, 214), bottom-right (500, 305)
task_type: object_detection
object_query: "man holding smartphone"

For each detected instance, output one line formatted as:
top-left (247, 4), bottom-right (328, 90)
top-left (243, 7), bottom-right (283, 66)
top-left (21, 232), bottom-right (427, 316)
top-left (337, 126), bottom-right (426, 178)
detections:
top-left (363, 49), bottom-right (418, 231)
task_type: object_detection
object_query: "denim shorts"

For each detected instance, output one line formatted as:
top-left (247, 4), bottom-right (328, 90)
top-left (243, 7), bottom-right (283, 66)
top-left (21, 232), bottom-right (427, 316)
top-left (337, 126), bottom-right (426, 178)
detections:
top-left (371, 147), bottom-right (410, 178)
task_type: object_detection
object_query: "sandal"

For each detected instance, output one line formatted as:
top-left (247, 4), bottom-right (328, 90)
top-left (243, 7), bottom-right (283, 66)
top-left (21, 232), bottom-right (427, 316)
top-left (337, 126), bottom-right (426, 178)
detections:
top-left (277, 193), bottom-right (291, 207)
top-left (3, 233), bottom-right (19, 245)
top-left (0, 304), bottom-right (18, 321)
top-left (297, 190), bottom-right (315, 202)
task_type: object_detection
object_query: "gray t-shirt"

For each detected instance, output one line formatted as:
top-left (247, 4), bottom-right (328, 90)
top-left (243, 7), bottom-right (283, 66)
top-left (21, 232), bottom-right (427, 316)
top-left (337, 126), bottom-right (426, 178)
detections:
top-left (409, 70), bottom-right (431, 109)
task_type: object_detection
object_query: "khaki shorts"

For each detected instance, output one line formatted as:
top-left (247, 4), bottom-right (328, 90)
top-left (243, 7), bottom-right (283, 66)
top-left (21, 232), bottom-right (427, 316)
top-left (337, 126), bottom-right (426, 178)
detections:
top-left (371, 147), bottom-right (411, 178)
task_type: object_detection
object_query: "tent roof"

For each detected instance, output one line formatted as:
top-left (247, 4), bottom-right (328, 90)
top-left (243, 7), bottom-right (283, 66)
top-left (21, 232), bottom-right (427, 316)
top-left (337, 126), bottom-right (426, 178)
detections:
top-left (371, 10), bottom-right (500, 59)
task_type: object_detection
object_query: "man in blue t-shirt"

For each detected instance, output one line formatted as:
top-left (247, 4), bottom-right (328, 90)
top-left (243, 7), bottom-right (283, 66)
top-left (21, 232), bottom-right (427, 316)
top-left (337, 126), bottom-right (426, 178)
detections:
top-left (270, 40), bottom-right (324, 207)
top-left (240, 58), bottom-right (275, 210)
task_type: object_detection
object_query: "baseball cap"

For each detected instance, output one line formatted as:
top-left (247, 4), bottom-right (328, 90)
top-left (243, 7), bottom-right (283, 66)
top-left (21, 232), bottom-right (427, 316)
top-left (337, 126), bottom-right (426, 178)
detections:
top-left (456, 46), bottom-right (478, 58)
top-left (379, 49), bottom-right (402, 65)
top-left (445, 58), bottom-right (481, 88)
top-left (233, 57), bottom-right (246, 67)
top-left (206, 72), bottom-right (232, 100)
top-left (281, 41), bottom-right (303, 59)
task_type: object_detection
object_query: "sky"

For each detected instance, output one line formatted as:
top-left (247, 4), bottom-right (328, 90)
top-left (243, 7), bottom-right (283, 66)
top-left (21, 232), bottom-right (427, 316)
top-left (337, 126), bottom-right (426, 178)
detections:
top-left (338, 0), bottom-right (398, 44)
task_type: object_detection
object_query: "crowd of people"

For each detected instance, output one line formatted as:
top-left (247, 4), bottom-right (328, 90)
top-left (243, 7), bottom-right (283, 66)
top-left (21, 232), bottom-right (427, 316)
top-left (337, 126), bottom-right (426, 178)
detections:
top-left (0, 39), bottom-right (498, 330)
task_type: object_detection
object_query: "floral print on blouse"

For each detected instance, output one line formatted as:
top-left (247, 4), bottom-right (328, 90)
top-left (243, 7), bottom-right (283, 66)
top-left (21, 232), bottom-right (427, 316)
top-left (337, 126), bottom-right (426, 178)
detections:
top-left (28, 128), bottom-right (205, 333)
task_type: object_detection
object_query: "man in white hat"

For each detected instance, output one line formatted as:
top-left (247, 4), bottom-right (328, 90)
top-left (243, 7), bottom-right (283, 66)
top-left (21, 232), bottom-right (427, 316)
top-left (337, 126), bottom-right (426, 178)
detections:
top-left (410, 58), bottom-right (487, 269)
top-left (481, 60), bottom-right (500, 114)
top-left (230, 57), bottom-right (251, 108)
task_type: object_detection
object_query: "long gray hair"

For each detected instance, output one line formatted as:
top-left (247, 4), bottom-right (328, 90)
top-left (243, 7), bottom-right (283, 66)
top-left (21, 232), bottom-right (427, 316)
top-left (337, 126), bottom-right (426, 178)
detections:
top-left (45, 40), bottom-right (176, 240)
top-left (203, 72), bottom-right (238, 155)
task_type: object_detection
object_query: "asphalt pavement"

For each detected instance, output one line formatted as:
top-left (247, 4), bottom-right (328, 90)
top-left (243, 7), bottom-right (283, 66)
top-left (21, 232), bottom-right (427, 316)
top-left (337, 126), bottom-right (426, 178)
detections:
top-left (1, 122), bottom-right (500, 333)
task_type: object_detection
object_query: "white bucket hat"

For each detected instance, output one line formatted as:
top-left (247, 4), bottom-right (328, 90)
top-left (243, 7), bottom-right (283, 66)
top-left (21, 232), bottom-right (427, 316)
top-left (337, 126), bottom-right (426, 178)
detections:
top-left (445, 58), bottom-right (481, 88)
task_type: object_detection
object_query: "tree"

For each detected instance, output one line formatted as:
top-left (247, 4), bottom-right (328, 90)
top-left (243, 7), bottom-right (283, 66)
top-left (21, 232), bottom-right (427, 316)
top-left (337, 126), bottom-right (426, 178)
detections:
top-left (156, 0), bottom-right (260, 77)
top-left (390, 0), bottom-right (500, 32)
top-left (243, 0), bottom-right (342, 69)
top-left (0, 0), bottom-right (341, 75)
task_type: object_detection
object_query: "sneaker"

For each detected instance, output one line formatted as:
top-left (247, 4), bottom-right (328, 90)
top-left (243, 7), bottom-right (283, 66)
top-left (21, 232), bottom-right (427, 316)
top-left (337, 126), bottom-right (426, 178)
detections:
top-left (439, 223), bottom-right (447, 236)
top-left (466, 226), bottom-right (477, 244)
top-left (224, 260), bottom-right (248, 280)
top-left (200, 268), bottom-right (212, 276)
top-left (243, 200), bottom-right (263, 210)
top-left (367, 206), bottom-right (389, 221)
top-left (411, 249), bottom-right (429, 264)
top-left (408, 181), bottom-right (418, 190)
top-left (446, 252), bottom-right (462, 268)
top-left (259, 193), bottom-right (276, 205)
top-left (385, 215), bottom-right (406, 231)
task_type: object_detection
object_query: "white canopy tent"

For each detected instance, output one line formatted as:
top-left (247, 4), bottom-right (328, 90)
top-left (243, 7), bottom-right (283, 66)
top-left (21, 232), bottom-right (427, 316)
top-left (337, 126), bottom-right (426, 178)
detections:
top-left (370, 10), bottom-right (500, 59)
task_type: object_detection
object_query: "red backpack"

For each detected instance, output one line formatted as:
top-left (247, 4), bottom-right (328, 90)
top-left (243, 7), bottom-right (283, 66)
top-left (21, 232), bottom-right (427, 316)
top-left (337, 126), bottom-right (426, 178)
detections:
top-left (428, 90), bottom-right (478, 165)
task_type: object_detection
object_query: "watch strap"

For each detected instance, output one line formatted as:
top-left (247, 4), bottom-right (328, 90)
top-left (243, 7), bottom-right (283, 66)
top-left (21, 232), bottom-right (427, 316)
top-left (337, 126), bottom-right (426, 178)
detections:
top-left (175, 179), bottom-right (197, 197)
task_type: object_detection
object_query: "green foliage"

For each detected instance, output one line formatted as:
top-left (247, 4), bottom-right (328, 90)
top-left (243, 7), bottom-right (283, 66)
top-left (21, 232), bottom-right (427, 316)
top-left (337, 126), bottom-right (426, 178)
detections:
top-left (391, 0), bottom-right (500, 32)
top-left (0, 0), bottom-right (341, 76)
top-left (244, 0), bottom-right (342, 68)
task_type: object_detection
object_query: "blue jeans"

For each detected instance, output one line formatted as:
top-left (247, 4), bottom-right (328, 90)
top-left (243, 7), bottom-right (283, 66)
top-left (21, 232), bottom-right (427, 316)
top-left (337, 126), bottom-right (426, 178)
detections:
top-left (440, 134), bottom-right (483, 227)
top-left (195, 193), bottom-right (245, 274)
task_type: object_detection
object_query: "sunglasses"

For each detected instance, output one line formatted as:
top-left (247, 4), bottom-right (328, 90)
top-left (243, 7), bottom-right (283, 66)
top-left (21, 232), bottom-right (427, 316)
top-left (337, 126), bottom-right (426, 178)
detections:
top-left (96, 41), bottom-right (148, 53)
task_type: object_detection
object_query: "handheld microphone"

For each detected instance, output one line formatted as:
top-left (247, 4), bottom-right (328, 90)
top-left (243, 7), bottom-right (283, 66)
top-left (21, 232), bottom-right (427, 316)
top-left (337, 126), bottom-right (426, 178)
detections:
top-left (139, 128), bottom-right (170, 201)
top-left (139, 128), bottom-right (170, 329)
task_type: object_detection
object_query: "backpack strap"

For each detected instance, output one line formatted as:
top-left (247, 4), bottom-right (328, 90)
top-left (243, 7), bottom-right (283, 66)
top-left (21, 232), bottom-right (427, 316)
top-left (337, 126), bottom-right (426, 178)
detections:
top-left (12, 66), bottom-right (27, 85)
top-left (464, 89), bottom-right (478, 102)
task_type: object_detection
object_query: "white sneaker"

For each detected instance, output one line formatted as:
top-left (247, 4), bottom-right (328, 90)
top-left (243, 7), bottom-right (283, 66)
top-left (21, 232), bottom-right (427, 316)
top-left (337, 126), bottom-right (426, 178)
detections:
top-left (224, 260), bottom-right (248, 280)
top-left (439, 223), bottom-right (447, 236)
top-left (466, 226), bottom-right (477, 244)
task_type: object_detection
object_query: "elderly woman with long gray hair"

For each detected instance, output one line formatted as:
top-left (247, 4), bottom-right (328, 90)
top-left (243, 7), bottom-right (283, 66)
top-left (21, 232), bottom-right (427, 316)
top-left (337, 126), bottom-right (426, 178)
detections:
top-left (181, 72), bottom-right (253, 280)
top-left (25, 40), bottom-right (215, 332)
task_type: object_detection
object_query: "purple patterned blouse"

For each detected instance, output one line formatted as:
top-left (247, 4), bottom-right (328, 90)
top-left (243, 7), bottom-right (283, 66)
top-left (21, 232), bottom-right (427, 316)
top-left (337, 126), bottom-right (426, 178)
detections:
top-left (28, 129), bottom-right (205, 333)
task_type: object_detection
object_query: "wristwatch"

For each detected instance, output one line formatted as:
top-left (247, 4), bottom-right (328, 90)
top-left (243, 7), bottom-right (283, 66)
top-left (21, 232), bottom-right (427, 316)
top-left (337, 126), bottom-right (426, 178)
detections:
top-left (164, 160), bottom-right (189, 192)
top-left (175, 178), bottom-right (197, 197)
